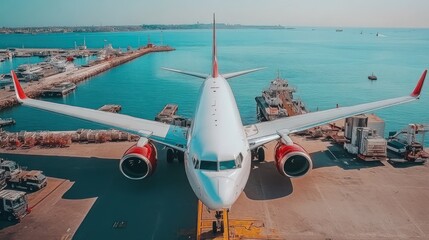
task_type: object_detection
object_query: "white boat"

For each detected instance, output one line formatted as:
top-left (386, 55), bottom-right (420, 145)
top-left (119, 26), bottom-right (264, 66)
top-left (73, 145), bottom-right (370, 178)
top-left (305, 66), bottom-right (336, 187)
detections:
top-left (0, 74), bottom-right (12, 87)
top-left (17, 64), bottom-right (43, 73)
top-left (56, 62), bottom-right (76, 73)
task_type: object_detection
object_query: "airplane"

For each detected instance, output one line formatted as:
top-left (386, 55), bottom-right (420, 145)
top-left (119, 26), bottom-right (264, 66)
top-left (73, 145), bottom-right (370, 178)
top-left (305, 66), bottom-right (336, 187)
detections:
top-left (11, 15), bottom-right (426, 227)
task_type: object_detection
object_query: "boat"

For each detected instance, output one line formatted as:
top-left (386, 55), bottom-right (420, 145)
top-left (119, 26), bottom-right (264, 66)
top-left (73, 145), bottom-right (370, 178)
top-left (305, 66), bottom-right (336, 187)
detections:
top-left (56, 62), bottom-right (76, 72)
top-left (17, 64), bottom-right (43, 73)
top-left (0, 118), bottom-right (16, 127)
top-left (368, 73), bottom-right (377, 80)
top-left (256, 72), bottom-right (308, 121)
top-left (0, 74), bottom-right (13, 87)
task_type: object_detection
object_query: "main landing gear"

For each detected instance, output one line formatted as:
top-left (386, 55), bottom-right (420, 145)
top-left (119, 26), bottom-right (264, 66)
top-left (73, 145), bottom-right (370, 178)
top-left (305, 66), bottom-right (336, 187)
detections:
top-left (166, 148), bottom-right (184, 163)
top-left (212, 211), bottom-right (225, 234)
top-left (251, 146), bottom-right (265, 162)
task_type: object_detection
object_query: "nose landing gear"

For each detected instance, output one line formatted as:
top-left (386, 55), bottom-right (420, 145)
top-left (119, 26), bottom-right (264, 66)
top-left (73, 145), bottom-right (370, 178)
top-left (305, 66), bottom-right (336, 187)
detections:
top-left (212, 211), bottom-right (225, 234)
top-left (166, 148), bottom-right (185, 163)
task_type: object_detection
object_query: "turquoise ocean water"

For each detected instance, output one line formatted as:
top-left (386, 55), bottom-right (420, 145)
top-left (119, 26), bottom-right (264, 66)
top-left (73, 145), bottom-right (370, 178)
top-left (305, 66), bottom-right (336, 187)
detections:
top-left (0, 28), bottom-right (428, 144)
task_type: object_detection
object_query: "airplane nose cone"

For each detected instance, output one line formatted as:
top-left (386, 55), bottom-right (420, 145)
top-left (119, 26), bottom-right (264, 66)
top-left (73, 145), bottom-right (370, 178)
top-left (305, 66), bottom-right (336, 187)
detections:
top-left (211, 177), bottom-right (235, 209)
top-left (218, 178), bottom-right (234, 205)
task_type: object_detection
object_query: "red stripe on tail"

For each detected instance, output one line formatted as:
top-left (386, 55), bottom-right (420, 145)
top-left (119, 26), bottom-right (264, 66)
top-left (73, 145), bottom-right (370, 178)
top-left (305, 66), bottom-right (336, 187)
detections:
top-left (11, 70), bottom-right (27, 100)
top-left (411, 69), bottom-right (427, 97)
top-left (212, 13), bottom-right (219, 78)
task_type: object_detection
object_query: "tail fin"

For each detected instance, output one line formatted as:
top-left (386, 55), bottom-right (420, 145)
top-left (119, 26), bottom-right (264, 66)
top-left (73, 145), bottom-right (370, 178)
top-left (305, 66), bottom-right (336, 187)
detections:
top-left (212, 13), bottom-right (219, 78)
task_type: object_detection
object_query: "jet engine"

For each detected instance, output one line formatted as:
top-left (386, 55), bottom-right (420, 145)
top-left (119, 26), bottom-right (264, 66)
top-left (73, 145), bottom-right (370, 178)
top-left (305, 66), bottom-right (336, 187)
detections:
top-left (274, 142), bottom-right (312, 178)
top-left (119, 139), bottom-right (157, 180)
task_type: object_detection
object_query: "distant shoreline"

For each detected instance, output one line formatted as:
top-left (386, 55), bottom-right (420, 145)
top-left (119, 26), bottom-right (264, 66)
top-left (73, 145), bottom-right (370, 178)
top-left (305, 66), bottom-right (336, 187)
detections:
top-left (0, 23), bottom-right (286, 34)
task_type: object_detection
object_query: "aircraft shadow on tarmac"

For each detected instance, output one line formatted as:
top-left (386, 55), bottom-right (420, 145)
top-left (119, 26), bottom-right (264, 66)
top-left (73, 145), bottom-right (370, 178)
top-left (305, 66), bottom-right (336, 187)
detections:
top-left (0, 153), bottom-right (197, 239)
top-left (386, 160), bottom-right (425, 168)
top-left (244, 161), bottom-right (293, 200)
top-left (311, 145), bottom-right (384, 170)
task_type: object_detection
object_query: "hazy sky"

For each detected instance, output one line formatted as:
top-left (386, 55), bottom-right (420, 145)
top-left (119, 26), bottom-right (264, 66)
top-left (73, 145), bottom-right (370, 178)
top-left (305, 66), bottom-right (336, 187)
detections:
top-left (1, 0), bottom-right (429, 28)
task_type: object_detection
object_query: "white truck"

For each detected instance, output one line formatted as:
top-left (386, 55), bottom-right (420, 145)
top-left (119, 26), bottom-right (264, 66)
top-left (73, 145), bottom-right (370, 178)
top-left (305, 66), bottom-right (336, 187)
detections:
top-left (0, 159), bottom-right (21, 179)
top-left (8, 170), bottom-right (47, 192)
top-left (0, 189), bottom-right (29, 222)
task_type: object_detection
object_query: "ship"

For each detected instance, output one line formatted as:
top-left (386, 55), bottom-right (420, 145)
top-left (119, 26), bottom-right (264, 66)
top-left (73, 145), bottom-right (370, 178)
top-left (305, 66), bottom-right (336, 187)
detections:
top-left (256, 72), bottom-right (308, 122)
top-left (368, 73), bottom-right (377, 80)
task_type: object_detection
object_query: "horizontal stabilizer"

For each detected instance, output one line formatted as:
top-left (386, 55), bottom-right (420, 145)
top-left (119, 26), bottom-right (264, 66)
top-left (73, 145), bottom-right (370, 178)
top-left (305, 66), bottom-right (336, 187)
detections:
top-left (162, 67), bottom-right (208, 79)
top-left (223, 68), bottom-right (266, 80)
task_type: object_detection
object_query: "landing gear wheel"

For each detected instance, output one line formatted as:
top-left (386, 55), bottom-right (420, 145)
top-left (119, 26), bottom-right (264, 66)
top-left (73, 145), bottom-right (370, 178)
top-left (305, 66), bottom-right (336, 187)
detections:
top-left (257, 147), bottom-right (265, 162)
top-left (177, 151), bottom-right (184, 163)
top-left (166, 148), bottom-right (174, 163)
top-left (212, 221), bottom-right (217, 234)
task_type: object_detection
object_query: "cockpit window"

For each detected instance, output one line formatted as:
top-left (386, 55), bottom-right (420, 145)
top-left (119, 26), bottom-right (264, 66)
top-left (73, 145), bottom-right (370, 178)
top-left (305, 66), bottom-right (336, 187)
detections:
top-left (200, 160), bottom-right (218, 171)
top-left (197, 153), bottom-right (243, 171)
top-left (219, 160), bottom-right (236, 170)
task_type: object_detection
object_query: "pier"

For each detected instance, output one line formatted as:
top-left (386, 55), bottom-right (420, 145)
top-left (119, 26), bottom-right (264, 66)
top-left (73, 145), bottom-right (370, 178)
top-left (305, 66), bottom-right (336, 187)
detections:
top-left (155, 104), bottom-right (191, 127)
top-left (41, 82), bottom-right (76, 97)
top-left (98, 104), bottom-right (122, 113)
top-left (0, 45), bottom-right (174, 111)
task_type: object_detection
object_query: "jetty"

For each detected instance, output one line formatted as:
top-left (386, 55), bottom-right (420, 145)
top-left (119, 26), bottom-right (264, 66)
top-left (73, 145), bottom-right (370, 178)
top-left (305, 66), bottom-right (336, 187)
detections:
top-left (98, 104), bottom-right (122, 113)
top-left (41, 82), bottom-right (76, 97)
top-left (0, 45), bottom-right (174, 111)
top-left (155, 104), bottom-right (191, 127)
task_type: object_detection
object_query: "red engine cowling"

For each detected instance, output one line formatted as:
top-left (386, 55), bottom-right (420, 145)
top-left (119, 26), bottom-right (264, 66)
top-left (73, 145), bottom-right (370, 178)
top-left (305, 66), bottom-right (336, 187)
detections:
top-left (119, 142), bottom-right (157, 180)
top-left (274, 142), bottom-right (313, 178)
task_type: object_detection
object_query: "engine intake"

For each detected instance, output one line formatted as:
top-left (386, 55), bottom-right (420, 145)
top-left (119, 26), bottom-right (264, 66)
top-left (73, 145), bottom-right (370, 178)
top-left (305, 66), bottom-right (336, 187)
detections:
top-left (119, 141), bottom-right (157, 180)
top-left (274, 142), bottom-right (312, 178)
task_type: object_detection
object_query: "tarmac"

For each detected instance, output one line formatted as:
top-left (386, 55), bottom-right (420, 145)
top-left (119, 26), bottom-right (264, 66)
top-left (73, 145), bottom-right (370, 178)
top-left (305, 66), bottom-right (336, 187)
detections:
top-left (0, 137), bottom-right (428, 239)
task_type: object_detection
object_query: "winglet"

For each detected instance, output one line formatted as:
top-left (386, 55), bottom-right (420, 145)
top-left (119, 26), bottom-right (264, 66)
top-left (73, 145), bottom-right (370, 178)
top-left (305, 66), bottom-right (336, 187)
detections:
top-left (11, 70), bottom-right (27, 101)
top-left (410, 69), bottom-right (427, 98)
top-left (212, 13), bottom-right (219, 78)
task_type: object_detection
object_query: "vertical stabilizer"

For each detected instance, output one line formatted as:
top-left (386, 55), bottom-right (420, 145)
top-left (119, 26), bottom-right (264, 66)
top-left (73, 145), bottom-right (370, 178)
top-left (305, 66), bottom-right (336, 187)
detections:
top-left (212, 13), bottom-right (219, 78)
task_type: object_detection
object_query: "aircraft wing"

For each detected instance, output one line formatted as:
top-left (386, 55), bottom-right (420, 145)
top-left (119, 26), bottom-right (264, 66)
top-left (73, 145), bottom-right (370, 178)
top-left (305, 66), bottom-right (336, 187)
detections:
top-left (11, 71), bottom-right (187, 151)
top-left (245, 70), bottom-right (427, 149)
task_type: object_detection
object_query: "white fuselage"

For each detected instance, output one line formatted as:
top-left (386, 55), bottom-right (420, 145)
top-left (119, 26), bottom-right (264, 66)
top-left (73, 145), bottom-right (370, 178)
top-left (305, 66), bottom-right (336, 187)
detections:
top-left (184, 75), bottom-right (251, 210)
